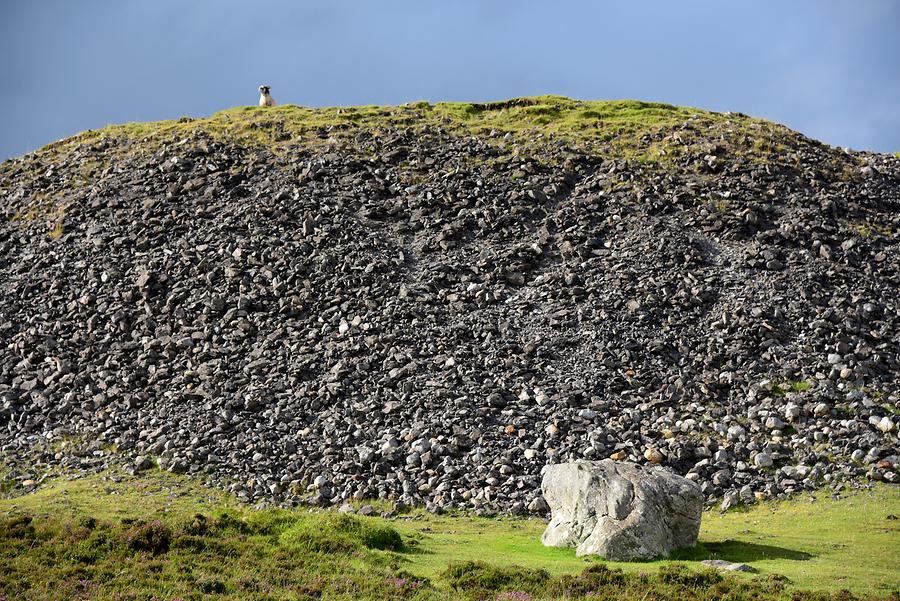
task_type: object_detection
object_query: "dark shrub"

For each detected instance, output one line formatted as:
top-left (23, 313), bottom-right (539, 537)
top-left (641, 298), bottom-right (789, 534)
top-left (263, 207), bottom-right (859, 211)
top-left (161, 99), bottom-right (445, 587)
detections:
top-left (77, 516), bottom-right (97, 531)
top-left (582, 564), bottom-right (627, 587)
top-left (210, 511), bottom-right (253, 535)
top-left (657, 564), bottom-right (723, 589)
top-left (0, 514), bottom-right (35, 539)
top-left (125, 520), bottom-right (172, 554)
top-left (65, 528), bottom-right (115, 564)
top-left (547, 564), bottom-right (628, 597)
top-left (180, 513), bottom-right (211, 536)
top-left (198, 576), bottom-right (226, 594)
top-left (236, 575), bottom-right (261, 592)
top-left (752, 573), bottom-right (792, 594)
top-left (791, 590), bottom-right (859, 601)
top-left (443, 561), bottom-right (550, 593)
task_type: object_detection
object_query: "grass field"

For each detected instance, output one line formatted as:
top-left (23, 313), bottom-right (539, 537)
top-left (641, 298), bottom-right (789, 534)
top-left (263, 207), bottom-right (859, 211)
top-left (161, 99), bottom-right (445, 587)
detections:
top-left (0, 469), bottom-right (897, 600)
top-left (393, 487), bottom-right (900, 594)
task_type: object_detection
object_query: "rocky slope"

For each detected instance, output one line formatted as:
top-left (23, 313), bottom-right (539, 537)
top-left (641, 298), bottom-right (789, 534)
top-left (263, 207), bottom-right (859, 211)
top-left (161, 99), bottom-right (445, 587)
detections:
top-left (1, 97), bottom-right (898, 512)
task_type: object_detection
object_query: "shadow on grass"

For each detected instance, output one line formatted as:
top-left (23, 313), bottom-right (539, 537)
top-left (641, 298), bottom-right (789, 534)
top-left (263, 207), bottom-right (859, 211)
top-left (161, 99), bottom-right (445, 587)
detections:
top-left (399, 534), bottom-right (436, 556)
top-left (671, 539), bottom-right (814, 563)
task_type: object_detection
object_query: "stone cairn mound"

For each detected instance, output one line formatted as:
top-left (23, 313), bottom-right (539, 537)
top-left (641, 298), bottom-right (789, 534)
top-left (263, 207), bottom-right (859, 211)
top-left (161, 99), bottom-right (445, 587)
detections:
top-left (0, 115), bottom-right (898, 513)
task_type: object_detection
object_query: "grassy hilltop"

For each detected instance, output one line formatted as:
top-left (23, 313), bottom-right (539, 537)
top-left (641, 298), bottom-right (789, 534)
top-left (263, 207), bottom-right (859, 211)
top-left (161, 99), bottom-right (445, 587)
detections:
top-left (33, 96), bottom-right (726, 153)
top-left (8, 96), bottom-right (822, 175)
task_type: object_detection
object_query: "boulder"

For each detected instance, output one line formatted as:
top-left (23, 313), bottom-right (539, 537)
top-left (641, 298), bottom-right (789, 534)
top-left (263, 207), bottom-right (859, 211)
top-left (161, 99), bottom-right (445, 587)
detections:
top-left (701, 559), bottom-right (756, 573)
top-left (541, 460), bottom-right (702, 560)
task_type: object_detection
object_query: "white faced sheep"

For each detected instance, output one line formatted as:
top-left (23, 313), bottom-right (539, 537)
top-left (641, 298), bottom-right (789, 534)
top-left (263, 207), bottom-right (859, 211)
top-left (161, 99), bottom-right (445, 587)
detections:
top-left (258, 85), bottom-right (276, 107)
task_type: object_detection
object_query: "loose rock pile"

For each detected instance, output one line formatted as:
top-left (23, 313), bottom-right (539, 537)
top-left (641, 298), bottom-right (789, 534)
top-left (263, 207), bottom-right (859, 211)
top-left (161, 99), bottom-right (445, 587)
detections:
top-left (0, 111), bottom-right (898, 513)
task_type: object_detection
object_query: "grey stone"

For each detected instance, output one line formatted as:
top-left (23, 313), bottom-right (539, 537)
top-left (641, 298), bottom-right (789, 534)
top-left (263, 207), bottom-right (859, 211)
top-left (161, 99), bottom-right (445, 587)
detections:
top-left (701, 559), bottom-right (756, 573)
top-left (541, 460), bottom-right (702, 560)
top-left (527, 495), bottom-right (549, 513)
top-left (720, 490), bottom-right (740, 511)
top-left (765, 416), bottom-right (785, 430)
top-left (784, 403), bottom-right (801, 421)
top-left (754, 453), bottom-right (773, 468)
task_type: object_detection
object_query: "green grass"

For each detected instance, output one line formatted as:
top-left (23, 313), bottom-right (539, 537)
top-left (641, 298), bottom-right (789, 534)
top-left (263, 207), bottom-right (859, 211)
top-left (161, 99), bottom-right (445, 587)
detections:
top-left (431, 96), bottom-right (699, 142)
top-left (392, 487), bottom-right (900, 595)
top-left (280, 512), bottom-right (405, 553)
top-left (0, 470), bottom-right (897, 600)
top-left (772, 380), bottom-right (813, 396)
top-left (76, 96), bottom-right (710, 149)
top-left (846, 219), bottom-right (895, 240)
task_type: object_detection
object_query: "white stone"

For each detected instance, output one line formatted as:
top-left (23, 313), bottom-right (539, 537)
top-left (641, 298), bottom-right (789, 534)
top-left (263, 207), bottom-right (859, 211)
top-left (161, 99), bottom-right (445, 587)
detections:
top-left (726, 425), bottom-right (745, 440)
top-left (784, 402), bottom-right (801, 421)
top-left (541, 460), bottom-right (702, 560)
top-left (765, 416), bottom-right (785, 430)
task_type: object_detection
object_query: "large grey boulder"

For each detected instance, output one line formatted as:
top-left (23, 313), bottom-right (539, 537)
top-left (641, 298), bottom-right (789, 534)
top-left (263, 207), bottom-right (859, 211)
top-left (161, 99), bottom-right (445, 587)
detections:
top-left (541, 460), bottom-right (702, 560)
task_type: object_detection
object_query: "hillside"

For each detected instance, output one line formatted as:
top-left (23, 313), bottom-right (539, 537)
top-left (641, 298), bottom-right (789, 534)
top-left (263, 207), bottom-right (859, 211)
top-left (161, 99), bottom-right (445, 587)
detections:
top-left (0, 97), bottom-right (898, 515)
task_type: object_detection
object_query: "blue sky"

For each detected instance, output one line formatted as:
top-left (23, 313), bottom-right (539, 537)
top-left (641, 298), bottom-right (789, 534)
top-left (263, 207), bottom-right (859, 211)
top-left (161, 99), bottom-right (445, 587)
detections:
top-left (1, 1), bottom-right (898, 160)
